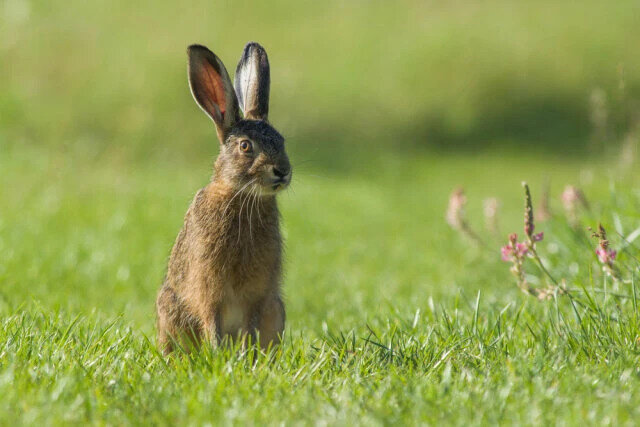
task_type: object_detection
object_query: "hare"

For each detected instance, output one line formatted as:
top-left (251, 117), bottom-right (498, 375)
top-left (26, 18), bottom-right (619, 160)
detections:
top-left (156, 42), bottom-right (291, 355)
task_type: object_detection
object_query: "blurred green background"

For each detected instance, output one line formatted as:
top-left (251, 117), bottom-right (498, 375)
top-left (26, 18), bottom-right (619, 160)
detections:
top-left (2, 0), bottom-right (639, 162)
top-left (1, 0), bottom-right (639, 325)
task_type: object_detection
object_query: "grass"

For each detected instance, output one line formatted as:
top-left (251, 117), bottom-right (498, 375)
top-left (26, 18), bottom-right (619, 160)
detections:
top-left (1, 142), bottom-right (640, 424)
top-left (2, 0), bottom-right (640, 423)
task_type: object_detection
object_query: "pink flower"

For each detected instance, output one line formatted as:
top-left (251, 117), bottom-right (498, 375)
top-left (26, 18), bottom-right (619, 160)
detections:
top-left (596, 248), bottom-right (617, 265)
top-left (516, 243), bottom-right (528, 257)
top-left (525, 223), bottom-right (534, 238)
top-left (446, 188), bottom-right (467, 229)
top-left (501, 245), bottom-right (513, 261)
top-left (562, 186), bottom-right (589, 227)
top-left (561, 186), bottom-right (579, 207)
top-left (532, 232), bottom-right (544, 242)
top-left (501, 234), bottom-right (528, 262)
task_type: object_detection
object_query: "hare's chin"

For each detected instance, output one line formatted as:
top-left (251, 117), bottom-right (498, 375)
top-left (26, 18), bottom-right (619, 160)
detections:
top-left (258, 182), bottom-right (288, 196)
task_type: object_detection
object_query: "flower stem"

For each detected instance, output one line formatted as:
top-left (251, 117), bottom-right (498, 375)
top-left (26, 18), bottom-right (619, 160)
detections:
top-left (529, 246), bottom-right (559, 287)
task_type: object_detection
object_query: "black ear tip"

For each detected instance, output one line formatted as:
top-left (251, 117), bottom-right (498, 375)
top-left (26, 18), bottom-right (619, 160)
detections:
top-left (244, 41), bottom-right (263, 49)
top-left (187, 44), bottom-right (212, 56)
top-left (243, 41), bottom-right (267, 56)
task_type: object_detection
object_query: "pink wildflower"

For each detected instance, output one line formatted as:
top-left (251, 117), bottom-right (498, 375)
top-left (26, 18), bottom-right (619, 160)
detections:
top-left (562, 185), bottom-right (589, 226)
top-left (446, 187), bottom-right (485, 245)
top-left (596, 248), bottom-right (617, 265)
top-left (501, 246), bottom-right (512, 262)
top-left (561, 185), bottom-right (580, 208)
top-left (483, 197), bottom-right (500, 233)
top-left (591, 223), bottom-right (619, 280)
top-left (501, 232), bottom-right (531, 294)
top-left (515, 242), bottom-right (528, 257)
top-left (502, 183), bottom-right (560, 298)
top-left (446, 188), bottom-right (467, 229)
top-left (501, 233), bottom-right (528, 262)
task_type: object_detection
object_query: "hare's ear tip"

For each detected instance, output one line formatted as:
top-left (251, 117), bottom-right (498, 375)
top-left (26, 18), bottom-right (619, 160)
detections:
top-left (243, 41), bottom-right (266, 52)
top-left (187, 44), bottom-right (210, 55)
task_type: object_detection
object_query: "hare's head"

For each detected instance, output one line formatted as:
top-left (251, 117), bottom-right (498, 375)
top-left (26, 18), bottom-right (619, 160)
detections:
top-left (187, 43), bottom-right (291, 196)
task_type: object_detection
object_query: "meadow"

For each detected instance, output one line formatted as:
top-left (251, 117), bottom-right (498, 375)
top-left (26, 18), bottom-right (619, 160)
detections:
top-left (2, 143), bottom-right (640, 424)
top-left (2, 0), bottom-right (640, 425)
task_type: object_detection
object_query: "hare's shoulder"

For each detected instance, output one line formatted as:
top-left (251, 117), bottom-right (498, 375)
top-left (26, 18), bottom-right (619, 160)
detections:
top-left (167, 188), bottom-right (209, 259)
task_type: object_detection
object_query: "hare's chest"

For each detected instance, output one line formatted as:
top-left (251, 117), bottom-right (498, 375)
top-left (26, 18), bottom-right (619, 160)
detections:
top-left (220, 296), bottom-right (246, 338)
top-left (219, 282), bottom-right (267, 337)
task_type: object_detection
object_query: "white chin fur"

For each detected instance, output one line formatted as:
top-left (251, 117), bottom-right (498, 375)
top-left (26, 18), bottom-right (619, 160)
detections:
top-left (239, 180), bottom-right (287, 197)
top-left (260, 183), bottom-right (287, 196)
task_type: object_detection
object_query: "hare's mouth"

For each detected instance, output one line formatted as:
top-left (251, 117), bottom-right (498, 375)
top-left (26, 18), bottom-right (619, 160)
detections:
top-left (257, 177), bottom-right (290, 195)
top-left (252, 169), bottom-right (291, 195)
top-left (270, 180), bottom-right (289, 192)
top-left (272, 178), bottom-right (289, 190)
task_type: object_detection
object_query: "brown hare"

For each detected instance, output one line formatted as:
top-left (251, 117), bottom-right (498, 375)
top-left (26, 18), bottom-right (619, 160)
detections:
top-left (156, 42), bottom-right (291, 355)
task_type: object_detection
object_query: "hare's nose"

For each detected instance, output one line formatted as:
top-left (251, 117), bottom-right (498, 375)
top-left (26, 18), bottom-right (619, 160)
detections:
top-left (273, 167), bottom-right (289, 178)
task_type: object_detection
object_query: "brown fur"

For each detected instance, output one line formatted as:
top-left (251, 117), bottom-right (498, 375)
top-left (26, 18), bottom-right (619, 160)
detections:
top-left (156, 43), bottom-right (290, 354)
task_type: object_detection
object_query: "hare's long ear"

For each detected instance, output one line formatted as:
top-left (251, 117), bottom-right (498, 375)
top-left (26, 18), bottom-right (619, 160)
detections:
top-left (234, 42), bottom-right (270, 121)
top-left (187, 44), bottom-right (240, 143)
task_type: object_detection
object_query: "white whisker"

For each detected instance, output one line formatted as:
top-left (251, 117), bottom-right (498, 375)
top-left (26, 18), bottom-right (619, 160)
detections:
top-left (222, 178), bottom-right (257, 218)
top-left (254, 186), bottom-right (264, 228)
top-left (237, 186), bottom-right (253, 245)
top-left (248, 185), bottom-right (256, 243)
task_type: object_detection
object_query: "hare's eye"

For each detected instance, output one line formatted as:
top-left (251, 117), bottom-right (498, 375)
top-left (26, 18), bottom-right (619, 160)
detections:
top-left (239, 140), bottom-right (253, 153)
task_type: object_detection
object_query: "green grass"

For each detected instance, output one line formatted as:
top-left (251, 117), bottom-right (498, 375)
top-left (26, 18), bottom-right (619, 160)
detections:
top-left (2, 0), bottom-right (640, 423)
top-left (1, 142), bottom-right (640, 424)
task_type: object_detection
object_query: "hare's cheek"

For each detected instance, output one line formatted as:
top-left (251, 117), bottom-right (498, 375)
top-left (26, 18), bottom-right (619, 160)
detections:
top-left (246, 158), bottom-right (265, 176)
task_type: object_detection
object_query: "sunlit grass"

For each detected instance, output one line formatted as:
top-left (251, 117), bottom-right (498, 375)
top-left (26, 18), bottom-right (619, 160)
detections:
top-left (1, 143), bottom-right (639, 423)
